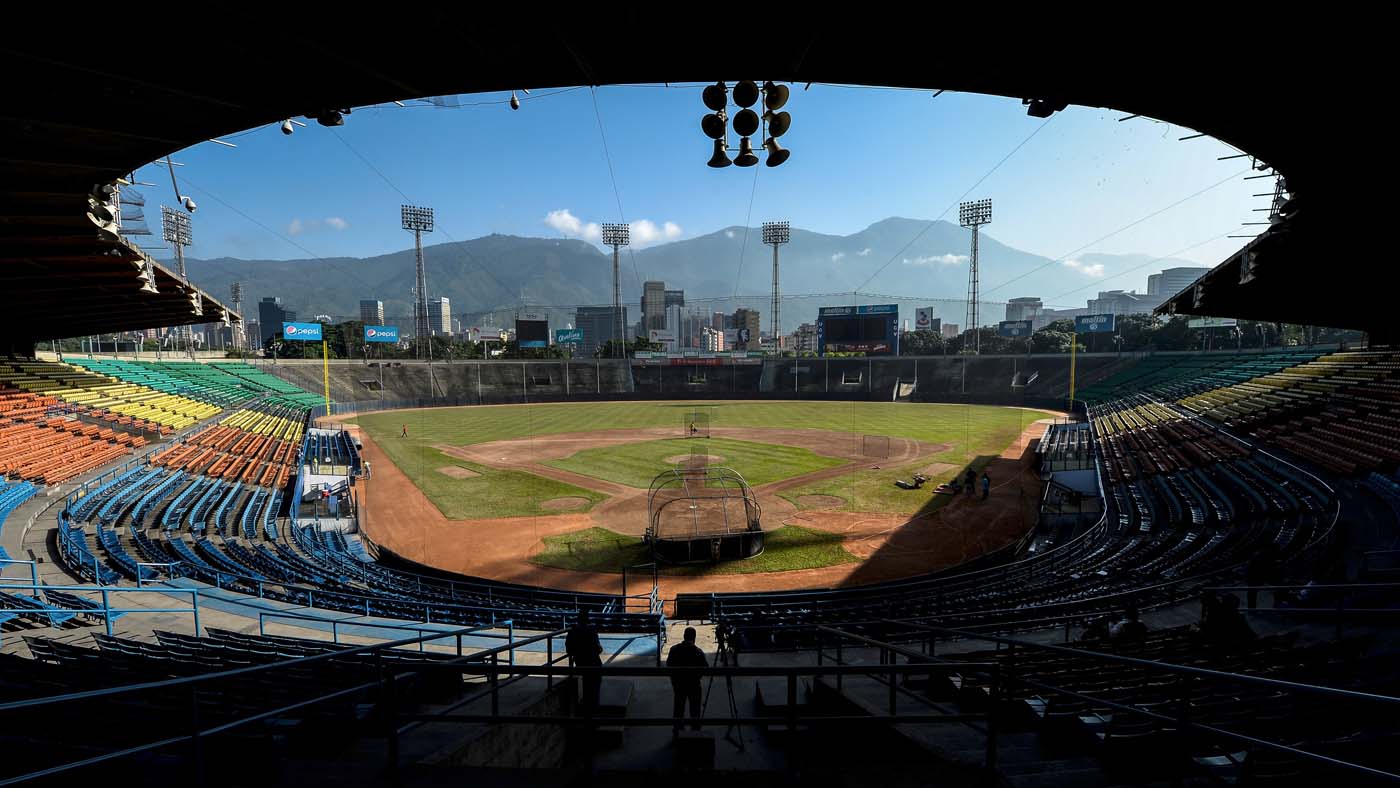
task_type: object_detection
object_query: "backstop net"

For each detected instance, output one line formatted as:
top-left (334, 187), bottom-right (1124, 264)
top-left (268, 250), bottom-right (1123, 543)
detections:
top-left (684, 409), bottom-right (711, 438)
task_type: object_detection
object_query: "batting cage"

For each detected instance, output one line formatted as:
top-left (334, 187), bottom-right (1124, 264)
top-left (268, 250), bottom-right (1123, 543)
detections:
top-left (645, 466), bottom-right (763, 563)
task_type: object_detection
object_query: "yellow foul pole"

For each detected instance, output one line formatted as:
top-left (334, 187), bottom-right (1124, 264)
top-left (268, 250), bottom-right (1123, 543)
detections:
top-left (1069, 331), bottom-right (1078, 406)
top-left (322, 338), bottom-right (331, 419)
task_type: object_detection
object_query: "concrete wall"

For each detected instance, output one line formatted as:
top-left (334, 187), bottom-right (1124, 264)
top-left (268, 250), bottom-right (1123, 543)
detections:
top-left (262, 353), bottom-right (1148, 411)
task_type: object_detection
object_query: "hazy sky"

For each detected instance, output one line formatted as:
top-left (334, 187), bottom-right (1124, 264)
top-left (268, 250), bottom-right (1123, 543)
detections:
top-left (143, 83), bottom-right (1262, 297)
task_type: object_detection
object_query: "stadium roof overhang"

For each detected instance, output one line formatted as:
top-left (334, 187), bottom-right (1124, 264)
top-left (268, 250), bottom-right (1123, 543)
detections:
top-left (1155, 206), bottom-right (1345, 330)
top-left (1, 19), bottom-right (1334, 350)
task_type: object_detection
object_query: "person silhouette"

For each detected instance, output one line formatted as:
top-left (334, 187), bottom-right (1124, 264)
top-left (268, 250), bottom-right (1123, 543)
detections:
top-left (666, 627), bottom-right (709, 737)
top-left (565, 609), bottom-right (604, 714)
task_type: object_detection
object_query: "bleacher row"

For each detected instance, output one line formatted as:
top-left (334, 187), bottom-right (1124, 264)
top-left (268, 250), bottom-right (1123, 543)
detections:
top-left (1185, 352), bottom-right (1400, 475)
top-left (56, 457), bottom-right (647, 632)
top-left (2, 359), bottom-right (321, 490)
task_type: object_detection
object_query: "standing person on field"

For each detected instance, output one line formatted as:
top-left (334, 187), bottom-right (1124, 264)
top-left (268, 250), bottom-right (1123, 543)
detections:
top-left (981, 472), bottom-right (991, 500)
top-left (400, 424), bottom-right (408, 438)
top-left (964, 468), bottom-right (976, 497)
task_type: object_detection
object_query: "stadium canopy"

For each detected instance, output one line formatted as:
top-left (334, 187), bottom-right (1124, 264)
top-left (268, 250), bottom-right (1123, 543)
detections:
top-left (1, 19), bottom-right (1334, 352)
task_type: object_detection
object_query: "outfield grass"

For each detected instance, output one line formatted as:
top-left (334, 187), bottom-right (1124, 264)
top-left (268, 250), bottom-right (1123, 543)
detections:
top-left (543, 436), bottom-right (846, 489)
top-left (376, 443), bottom-right (604, 519)
top-left (358, 400), bottom-right (1051, 448)
top-left (530, 525), bottom-right (859, 575)
top-left (778, 450), bottom-right (1002, 515)
top-left (356, 401), bottom-right (1051, 517)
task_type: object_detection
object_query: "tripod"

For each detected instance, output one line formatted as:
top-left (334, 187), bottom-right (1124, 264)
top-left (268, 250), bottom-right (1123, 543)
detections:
top-left (703, 636), bottom-right (745, 751)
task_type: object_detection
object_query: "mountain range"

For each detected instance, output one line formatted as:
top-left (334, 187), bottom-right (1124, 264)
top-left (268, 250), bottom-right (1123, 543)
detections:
top-left (173, 218), bottom-right (1204, 333)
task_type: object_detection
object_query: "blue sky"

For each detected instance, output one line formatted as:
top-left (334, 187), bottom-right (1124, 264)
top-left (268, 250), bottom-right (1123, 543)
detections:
top-left (143, 83), bottom-right (1261, 295)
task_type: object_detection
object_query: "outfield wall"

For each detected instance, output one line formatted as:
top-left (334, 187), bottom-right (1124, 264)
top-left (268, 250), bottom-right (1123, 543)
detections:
top-left (263, 353), bottom-right (1133, 413)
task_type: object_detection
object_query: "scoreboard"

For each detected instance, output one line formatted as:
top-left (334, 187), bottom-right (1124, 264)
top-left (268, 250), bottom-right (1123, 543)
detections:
top-left (817, 304), bottom-right (899, 356)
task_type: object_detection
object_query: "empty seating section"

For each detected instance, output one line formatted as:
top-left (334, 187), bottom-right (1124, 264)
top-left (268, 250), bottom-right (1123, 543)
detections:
top-left (1182, 351), bottom-right (1400, 475)
top-left (1078, 349), bottom-right (1321, 404)
top-left (210, 363), bottom-right (325, 408)
top-left (2, 403), bottom-right (140, 485)
top-left (67, 359), bottom-right (261, 407)
top-left (0, 360), bottom-right (217, 432)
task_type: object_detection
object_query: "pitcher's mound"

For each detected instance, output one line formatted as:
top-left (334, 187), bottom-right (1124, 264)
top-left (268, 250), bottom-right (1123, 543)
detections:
top-left (541, 497), bottom-right (591, 511)
top-left (438, 466), bottom-right (481, 479)
top-left (664, 454), bottom-right (725, 466)
top-left (798, 495), bottom-right (846, 509)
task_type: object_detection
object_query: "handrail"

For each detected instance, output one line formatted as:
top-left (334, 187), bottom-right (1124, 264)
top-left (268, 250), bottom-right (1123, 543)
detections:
top-left (1206, 582), bottom-right (1400, 592)
top-left (0, 619), bottom-right (511, 713)
top-left (885, 620), bottom-right (1400, 705)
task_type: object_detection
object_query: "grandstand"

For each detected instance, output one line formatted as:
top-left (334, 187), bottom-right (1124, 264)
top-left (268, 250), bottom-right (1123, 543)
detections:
top-left (0, 23), bottom-right (1385, 787)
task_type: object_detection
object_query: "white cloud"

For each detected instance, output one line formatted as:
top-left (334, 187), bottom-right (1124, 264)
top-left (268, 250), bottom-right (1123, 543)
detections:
top-left (286, 217), bottom-right (349, 235)
top-left (725, 230), bottom-right (736, 239)
top-left (1062, 258), bottom-right (1106, 277)
top-left (631, 219), bottom-right (684, 245)
top-left (857, 248), bottom-right (872, 256)
top-left (544, 209), bottom-right (602, 242)
top-left (831, 252), bottom-right (846, 262)
top-left (902, 253), bottom-right (968, 267)
top-left (545, 210), bottom-right (681, 247)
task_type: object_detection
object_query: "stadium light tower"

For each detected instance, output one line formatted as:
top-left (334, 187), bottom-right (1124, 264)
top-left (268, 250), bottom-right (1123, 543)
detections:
top-left (400, 205), bottom-right (435, 360)
top-left (161, 205), bottom-right (194, 357)
top-left (959, 198), bottom-right (992, 355)
top-left (601, 223), bottom-right (630, 357)
top-left (762, 221), bottom-right (790, 350)
top-left (230, 282), bottom-right (244, 355)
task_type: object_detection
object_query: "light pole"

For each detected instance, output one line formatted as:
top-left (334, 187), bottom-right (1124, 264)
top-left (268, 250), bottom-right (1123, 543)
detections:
top-left (601, 223), bottom-right (630, 357)
top-left (959, 199), bottom-right (992, 355)
top-left (161, 206), bottom-right (193, 357)
top-left (762, 221), bottom-right (790, 354)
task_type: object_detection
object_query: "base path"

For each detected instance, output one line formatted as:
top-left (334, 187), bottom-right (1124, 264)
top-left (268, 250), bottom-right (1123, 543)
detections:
top-left (353, 418), bottom-right (1053, 601)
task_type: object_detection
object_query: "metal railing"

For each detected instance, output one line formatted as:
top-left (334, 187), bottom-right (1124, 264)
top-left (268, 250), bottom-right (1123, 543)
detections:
top-left (0, 580), bottom-right (203, 643)
top-left (1204, 582), bottom-right (1400, 639)
top-left (0, 620), bottom-right (996, 784)
top-left (881, 620), bottom-right (1400, 783)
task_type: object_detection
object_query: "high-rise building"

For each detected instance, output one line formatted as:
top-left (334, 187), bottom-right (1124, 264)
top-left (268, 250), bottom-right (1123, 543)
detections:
top-left (1005, 297), bottom-right (1043, 323)
top-left (428, 297), bottom-right (451, 336)
top-left (359, 299), bottom-right (385, 325)
top-left (659, 304), bottom-right (684, 352)
top-left (1147, 267), bottom-right (1211, 298)
top-left (1087, 290), bottom-right (1158, 316)
top-left (574, 306), bottom-right (627, 358)
top-left (257, 297), bottom-right (295, 345)
top-left (712, 311), bottom-right (726, 332)
top-left (941, 323), bottom-right (960, 339)
top-left (792, 322), bottom-right (819, 354)
top-left (665, 289), bottom-right (685, 309)
top-left (732, 308), bottom-right (761, 348)
top-left (702, 326), bottom-right (725, 352)
top-left (642, 281), bottom-right (666, 331)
